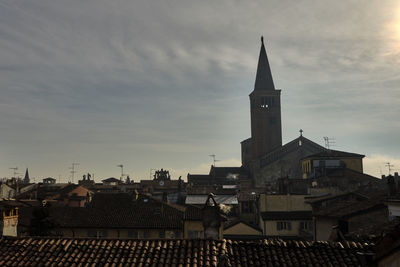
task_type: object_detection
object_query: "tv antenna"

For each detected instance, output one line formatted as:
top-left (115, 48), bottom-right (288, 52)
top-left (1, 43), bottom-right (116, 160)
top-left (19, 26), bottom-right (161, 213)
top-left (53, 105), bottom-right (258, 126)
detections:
top-left (9, 167), bottom-right (18, 178)
top-left (323, 137), bottom-right (335, 150)
top-left (386, 162), bottom-right (394, 175)
top-left (209, 154), bottom-right (220, 166)
top-left (69, 162), bottom-right (79, 183)
top-left (117, 164), bottom-right (125, 180)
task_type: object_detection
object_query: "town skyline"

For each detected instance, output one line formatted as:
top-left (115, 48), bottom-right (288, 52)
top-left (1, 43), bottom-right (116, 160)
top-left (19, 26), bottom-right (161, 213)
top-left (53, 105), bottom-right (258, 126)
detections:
top-left (1, 0), bottom-right (400, 181)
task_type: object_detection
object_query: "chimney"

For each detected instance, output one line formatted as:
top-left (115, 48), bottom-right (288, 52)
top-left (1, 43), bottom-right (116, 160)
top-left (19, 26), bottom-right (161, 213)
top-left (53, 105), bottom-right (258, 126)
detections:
top-left (387, 175), bottom-right (396, 197)
top-left (178, 176), bottom-right (182, 193)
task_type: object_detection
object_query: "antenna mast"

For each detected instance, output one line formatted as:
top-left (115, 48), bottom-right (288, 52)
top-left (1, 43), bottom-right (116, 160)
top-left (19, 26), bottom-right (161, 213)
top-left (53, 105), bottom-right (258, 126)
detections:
top-left (117, 164), bottom-right (125, 180)
top-left (386, 162), bottom-right (394, 175)
top-left (209, 154), bottom-right (220, 166)
top-left (323, 137), bottom-right (335, 150)
top-left (69, 163), bottom-right (79, 184)
top-left (9, 167), bottom-right (18, 178)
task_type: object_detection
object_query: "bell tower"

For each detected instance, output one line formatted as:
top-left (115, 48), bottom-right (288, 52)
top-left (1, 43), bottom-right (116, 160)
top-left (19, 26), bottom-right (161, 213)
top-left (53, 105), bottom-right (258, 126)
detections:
top-left (249, 37), bottom-right (282, 159)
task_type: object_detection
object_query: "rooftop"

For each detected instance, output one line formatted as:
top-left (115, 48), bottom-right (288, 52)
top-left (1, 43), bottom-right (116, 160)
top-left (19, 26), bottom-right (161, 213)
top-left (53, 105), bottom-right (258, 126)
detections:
top-left (0, 237), bottom-right (374, 266)
top-left (303, 149), bottom-right (365, 160)
top-left (17, 194), bottom-right (186, 229)
top-left (101, 177), bottom-right (121, 183)
top-left (313, 190), bottom-right (387, 219)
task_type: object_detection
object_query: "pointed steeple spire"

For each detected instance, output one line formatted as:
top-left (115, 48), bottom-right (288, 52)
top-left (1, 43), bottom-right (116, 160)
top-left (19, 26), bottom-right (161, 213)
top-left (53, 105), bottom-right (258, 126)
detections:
top-left (23, 168), bottom-right (30, 184)
top-left (254, 36), bottom-right (275, 90)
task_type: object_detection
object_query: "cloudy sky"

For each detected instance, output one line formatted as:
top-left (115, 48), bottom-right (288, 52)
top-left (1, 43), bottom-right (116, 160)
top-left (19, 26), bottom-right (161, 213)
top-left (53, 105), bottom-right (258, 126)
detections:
top-left (1, 0), bottom-right (400, 182)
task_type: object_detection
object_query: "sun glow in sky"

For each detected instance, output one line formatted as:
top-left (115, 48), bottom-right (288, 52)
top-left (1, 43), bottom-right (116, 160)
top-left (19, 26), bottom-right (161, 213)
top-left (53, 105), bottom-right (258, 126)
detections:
top-left (395, 7), bottom-right (400, 40)
top-left (385, 6), bottom-right (400, 56)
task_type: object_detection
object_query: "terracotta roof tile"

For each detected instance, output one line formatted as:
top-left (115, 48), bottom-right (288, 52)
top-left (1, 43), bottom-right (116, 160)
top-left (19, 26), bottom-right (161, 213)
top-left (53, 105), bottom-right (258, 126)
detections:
top-left (0, 238), bottom-right (374, 266)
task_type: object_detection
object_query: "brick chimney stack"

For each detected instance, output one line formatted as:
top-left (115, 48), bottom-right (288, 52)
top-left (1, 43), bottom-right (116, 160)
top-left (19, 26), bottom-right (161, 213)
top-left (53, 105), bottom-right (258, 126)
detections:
top-left (387, 175), bottom-right (397, 197)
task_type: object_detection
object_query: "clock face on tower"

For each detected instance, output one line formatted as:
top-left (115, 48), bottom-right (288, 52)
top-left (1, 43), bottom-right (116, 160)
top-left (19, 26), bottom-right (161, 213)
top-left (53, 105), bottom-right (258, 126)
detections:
top-left (159, 180), bottom-right (164, 186)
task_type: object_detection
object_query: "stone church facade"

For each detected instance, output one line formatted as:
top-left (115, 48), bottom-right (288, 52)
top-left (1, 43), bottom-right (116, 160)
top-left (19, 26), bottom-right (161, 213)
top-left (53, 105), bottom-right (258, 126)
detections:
top-left (242, 38), bottom-right (326, 187)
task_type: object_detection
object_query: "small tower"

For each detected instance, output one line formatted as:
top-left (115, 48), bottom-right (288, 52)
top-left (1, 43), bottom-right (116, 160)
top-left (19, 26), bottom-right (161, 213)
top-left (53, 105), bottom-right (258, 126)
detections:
top-left (249, 37), bottom-right (282, 159)
top-left (23, 168), bottom-right (30, 184)
top-left (202, 193), bottom-right (222, 239)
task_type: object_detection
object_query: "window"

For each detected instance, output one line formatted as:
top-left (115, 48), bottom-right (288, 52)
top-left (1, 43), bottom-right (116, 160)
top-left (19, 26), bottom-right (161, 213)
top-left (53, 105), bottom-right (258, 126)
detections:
top-left (137, 230), bottom-right (150, 238)
top-left (260, 97), bottom-right (275, 108)
top-left (174, 231), bottom-right (181, 238)
top-left (300, 221), bottom-right (313, 230)
top-left (99, 230), bottom-right (108, 238)
top-left (128, 230), bottom-right (138, 238)
top-left (261, 97), bottom-right (268, 108)
top-left (159, 230), bottom-right (165, 238)
top-left (143, 230), bottom-right (150, 238)
top-left (188, 230), bottom-right (203, 239)
top-left (87, 230), bottom-right (107, 238)
top-left (276, 221), bottom-right (292, 231)
top-left (87, 230), bottom-right (97, 238)
top-left (241, 201), bottom-right (254, 213)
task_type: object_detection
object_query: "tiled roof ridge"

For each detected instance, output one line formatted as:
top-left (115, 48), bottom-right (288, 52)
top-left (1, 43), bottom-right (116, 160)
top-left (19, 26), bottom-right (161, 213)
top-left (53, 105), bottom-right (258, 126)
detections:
top-left (0, 237), bottom-right (375, 266)
top-left (304, 149), bottom-right (365, 159)
top-left (342, 168), bottom-right (380, 179)
top-left (0, 236), bottom-right (374, 246)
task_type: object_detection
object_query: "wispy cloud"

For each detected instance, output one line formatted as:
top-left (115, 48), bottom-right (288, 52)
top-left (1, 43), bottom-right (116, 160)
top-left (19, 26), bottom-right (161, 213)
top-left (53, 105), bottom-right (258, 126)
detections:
top-left (0, 0), bottom-right (399, 179)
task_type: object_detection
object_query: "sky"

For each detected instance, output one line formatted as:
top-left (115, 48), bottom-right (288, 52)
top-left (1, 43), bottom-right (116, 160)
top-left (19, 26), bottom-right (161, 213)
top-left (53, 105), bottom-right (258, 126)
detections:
top-left (1, 0), bottom-right (400, 182)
